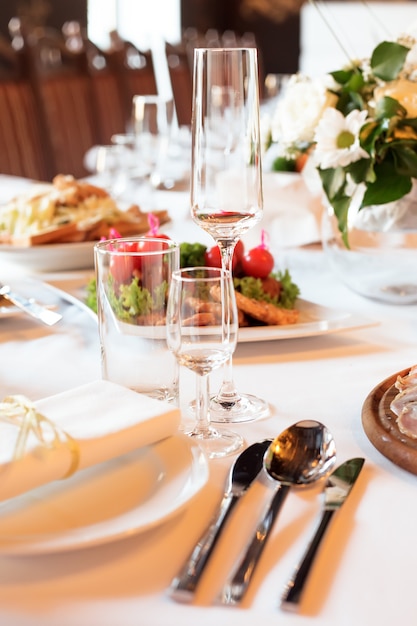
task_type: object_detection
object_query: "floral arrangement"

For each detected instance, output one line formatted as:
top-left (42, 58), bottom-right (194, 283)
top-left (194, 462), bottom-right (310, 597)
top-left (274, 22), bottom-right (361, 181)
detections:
top-left (266, 37), bottom-right (417, 246)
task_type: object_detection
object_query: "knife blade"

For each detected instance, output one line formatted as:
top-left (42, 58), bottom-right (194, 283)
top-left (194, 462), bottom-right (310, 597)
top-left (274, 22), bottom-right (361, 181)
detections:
top-left (281, 457), bottom-right (365, 610)
top-left (169, 439), bottom-right (271, 602)
top-left (0, 284), bottom-right (62, 326)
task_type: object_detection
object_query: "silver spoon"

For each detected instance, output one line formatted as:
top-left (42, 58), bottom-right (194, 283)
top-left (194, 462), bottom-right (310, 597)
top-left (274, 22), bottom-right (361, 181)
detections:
top-left (169, 439), bottom-right (272, 602)
top-left (218, 420), bottom-right (336, 605)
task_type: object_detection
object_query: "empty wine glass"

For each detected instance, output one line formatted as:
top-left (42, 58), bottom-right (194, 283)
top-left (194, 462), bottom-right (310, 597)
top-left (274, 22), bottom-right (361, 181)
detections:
top-left (91, 144), bottom-right (126, 197)
top-left (110, 132), bottom-right (150, 201)
top-left (132, 95), bottom-right (174, 204)
top-left (166, 266), bottom-right (244, 458)
top-left (190, 47), bottom-right (270, 423)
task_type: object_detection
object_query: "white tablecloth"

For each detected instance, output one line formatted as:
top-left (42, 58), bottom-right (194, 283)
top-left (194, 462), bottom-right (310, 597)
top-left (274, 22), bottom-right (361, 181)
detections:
top-left (0, 175), bottom-right (416, 626)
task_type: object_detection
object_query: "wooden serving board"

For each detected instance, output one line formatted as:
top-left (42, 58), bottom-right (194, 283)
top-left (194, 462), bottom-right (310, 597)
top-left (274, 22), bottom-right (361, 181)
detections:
top-left (361, 367), bottom-right (417, 474)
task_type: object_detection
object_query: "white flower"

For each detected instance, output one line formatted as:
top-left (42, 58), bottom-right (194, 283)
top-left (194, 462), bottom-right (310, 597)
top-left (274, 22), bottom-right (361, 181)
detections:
top-left (313, 108), bottom-right (370, 169)
top-left (406, 46), bottom-right (417, 67)
top-left (271, 75), bottom-right (338, 145)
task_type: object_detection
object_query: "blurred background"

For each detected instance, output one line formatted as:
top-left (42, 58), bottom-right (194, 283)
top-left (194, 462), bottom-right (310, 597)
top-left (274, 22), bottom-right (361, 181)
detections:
top-left (1, 0), bottom-right (416, 182)
top-left (1, 1), bottom-right (416, 85)
top-left (0, 0), bottom-right (302, 76)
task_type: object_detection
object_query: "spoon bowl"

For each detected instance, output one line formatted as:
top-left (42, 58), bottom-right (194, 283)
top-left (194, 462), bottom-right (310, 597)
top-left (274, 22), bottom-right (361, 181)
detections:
top-left (264, 419), bottom-right (336, 487)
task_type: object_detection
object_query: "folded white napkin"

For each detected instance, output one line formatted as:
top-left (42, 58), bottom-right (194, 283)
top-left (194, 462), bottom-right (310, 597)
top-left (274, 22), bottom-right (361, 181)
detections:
top-left (0, 380), bottom-right (180, 502)
top-left (260, 171), bottom-right (323, 248)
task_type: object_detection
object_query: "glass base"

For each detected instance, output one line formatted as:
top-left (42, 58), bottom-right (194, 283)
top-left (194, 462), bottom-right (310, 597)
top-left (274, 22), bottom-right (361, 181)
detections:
top-left (209, 392), bottom-right (271, 424)
top-left (322, 197), bottom-right (417, 305)
top-left (185, 427), bottom-right (244, 459)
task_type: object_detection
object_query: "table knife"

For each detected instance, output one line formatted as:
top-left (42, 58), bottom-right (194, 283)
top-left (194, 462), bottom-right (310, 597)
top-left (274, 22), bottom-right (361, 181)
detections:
top-left (169, 439), bottom-right (271, 602)
top-left (0, 284), bottom-right (62, 326)
top-left (281, 457), bottom-right (365, 611)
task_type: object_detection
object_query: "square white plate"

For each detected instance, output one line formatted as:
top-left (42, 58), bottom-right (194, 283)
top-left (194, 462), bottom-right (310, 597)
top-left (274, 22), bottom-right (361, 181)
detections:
top-left (45, 278), bottom-right (378, 342)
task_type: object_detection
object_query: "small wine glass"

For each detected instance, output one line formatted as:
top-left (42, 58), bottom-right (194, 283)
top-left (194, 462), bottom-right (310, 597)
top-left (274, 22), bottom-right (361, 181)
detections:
top-left (166, 266), bottom-right (244, 458)
top-left (190, 46), bottom-right (270, 423)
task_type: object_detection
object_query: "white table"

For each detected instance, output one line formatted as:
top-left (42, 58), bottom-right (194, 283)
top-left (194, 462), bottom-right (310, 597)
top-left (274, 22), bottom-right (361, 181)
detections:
top-left (0, 175), bottom-right (416, 625)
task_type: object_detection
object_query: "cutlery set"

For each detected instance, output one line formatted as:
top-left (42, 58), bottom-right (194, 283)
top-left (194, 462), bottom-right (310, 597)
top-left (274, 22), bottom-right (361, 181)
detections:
top-left (169, 420), bottom-right (364, 610)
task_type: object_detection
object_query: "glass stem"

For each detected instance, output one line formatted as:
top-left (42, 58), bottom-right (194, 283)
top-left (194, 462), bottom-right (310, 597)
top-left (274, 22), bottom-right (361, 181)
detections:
top-left (216, 240), bottom-right (240, 404)
top-left (194, 372), bottom-right (212, 436)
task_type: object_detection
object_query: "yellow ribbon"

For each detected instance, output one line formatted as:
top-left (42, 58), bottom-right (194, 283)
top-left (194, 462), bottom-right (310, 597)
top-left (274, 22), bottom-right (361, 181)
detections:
top-left (0, 395), bottom-right (80, 479)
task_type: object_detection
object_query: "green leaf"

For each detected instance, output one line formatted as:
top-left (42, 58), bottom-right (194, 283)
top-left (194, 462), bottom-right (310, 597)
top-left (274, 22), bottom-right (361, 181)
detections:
top-left (330, 69), bottom-right (355, 86)
top-left (347, 158), bottom-right (374, 184)
top-left (361, 162), bottom-right (412, 206)
top-left (85, 278), bottom-right (97, 314)
top-left (318, 167), bottom-right (346, 201)
top-left (336, 91), bottom-right (364, 116)
top-left (371, 41), bottom-right (409, 81)
top-left (119, 279), bottom-right (154, 316)
top-left (390, 143), bottom-right (417, 177)
top-left (345, 71), bottom-right (365, 93)
top-left (275, 269), bottom-right (300, 309)
top-left (359, 120), bottom-right (387, 157)
top-left (318, 168), bottom-right (352, 247)
top-left (233, 272), bottom-right (300, 309)
top-left (398, 117), bottom-right (417, 131)
top-left (331, 195), bottom-right (352, 248)
top-left (374, 96), bottom-right (406, 120)
top-left (272, 156), bottom-right (296, 172)
top-left (179, 242), bottom-right (207, 267)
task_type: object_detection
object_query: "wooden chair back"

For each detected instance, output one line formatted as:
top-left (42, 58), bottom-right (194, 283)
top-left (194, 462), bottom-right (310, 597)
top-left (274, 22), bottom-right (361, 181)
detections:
top-left (107, 35), bottom-right (158, 129)
top-left (62, 22), bottom-right (127, 144)
top-left (0, 36), bottom-right (52, 181)
top-left (165, 41), bottom-right (193, 127)
top-left (21, 32), bottom-right (100, 178)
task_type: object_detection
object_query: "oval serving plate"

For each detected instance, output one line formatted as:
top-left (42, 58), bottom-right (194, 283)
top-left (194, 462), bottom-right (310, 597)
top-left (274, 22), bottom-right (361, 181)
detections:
top-left (0, 241), bottom-right (95, 272)
top-left (361, 367), bottom-right (417, 474)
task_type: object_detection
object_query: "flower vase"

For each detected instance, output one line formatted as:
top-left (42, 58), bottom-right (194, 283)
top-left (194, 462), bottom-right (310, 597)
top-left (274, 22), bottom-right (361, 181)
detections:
top-left (322, 183), bottom-right (417, 304)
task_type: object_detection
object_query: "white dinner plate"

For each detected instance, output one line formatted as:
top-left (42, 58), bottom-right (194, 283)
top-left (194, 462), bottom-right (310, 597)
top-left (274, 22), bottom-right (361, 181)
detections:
top-left (0, 435), bottom-right (208, 555)
top-left (45, 278), bottom-right (378, 342)
top-left (0, 241), bottom-right (95, 272)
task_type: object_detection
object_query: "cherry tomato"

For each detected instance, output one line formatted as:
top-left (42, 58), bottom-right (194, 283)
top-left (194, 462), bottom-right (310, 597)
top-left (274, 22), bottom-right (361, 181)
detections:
top-left (135, 238), bottom-right (163, 254)
top-left (241, 246), bottom-right (274, 279)
top-left (110, 239), bottom-right (168, 285)
top-left (204, 240), bottom-right (245, 271)
top-left (234, 239), bottom-right (245, 262)
top-left (145, 230), bottom-right (171, 240)
top-left (232, 239), bottom-right (245, 275)
top-left (204, 245), bottom-right (222, 268)
top-left (109, 241), bottom-right (141, 284)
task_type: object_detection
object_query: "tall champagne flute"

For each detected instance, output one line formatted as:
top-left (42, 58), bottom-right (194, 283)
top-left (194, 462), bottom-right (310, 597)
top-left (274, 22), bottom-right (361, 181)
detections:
top-left (190, 47), bottom-right (270, 423)
top-left (166, 267), bottom-right (243, 458)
